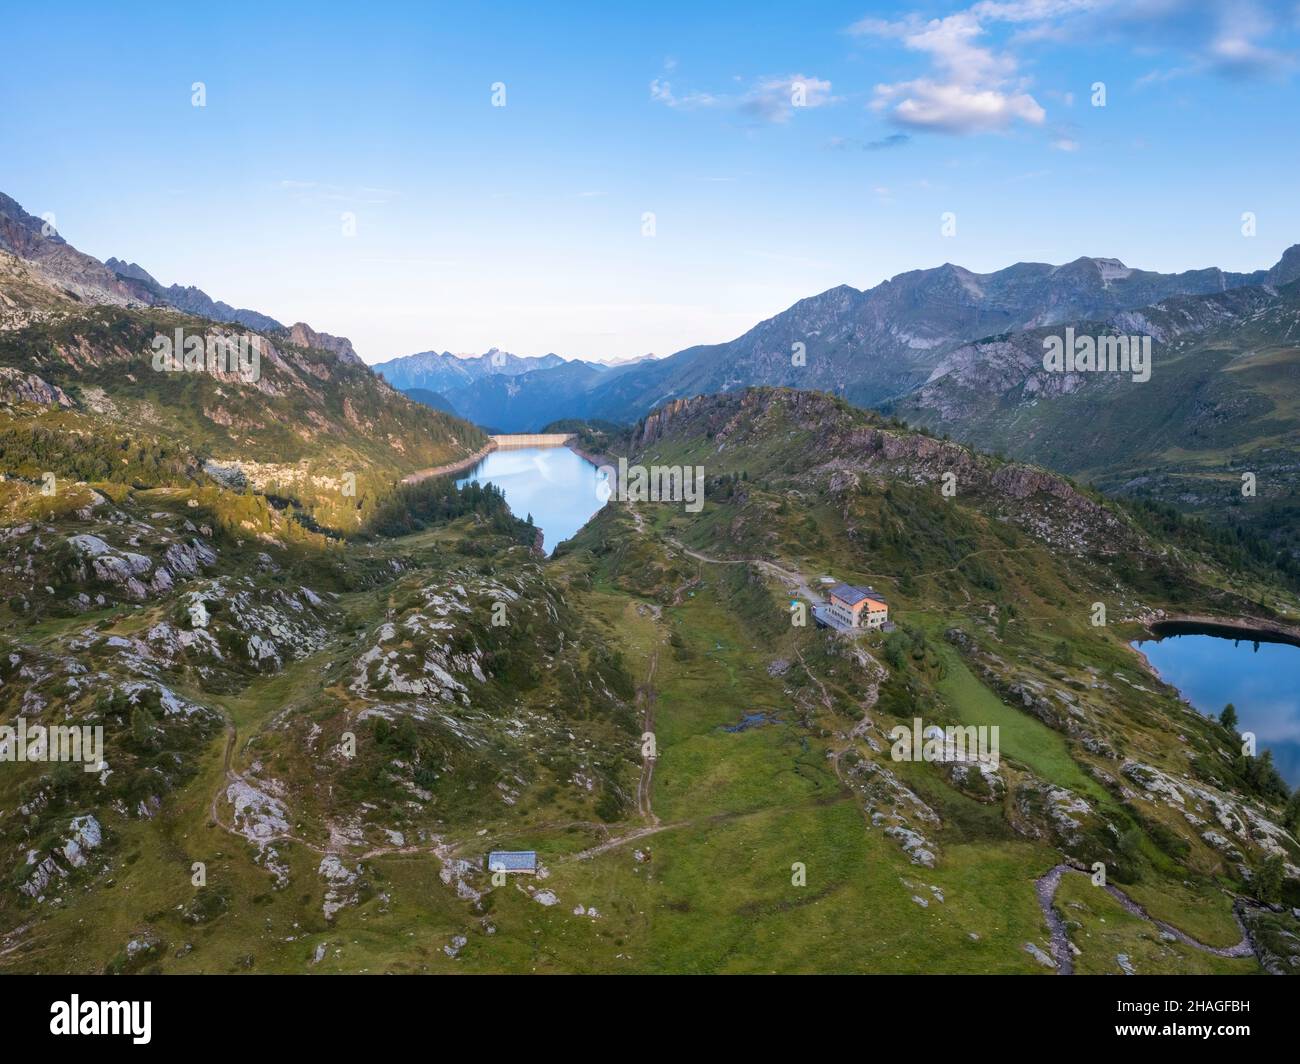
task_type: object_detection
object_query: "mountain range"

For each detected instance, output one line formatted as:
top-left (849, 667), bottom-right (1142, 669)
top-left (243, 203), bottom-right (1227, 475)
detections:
top-left (382, 246), bottom-right (1300, 435)
top-left (379, 242), bottom-right (1300, 563)
top-left (371, 348), bottom-right (662, 429)
top-left (11, 182), bottom-right (1300, 558)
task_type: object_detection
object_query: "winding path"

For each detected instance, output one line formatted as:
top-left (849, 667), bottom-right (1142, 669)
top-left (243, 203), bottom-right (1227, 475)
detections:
top-left (1035, 863), bottom-right (1256, 974)
top-left (636, 651), bottom-right (661, 826)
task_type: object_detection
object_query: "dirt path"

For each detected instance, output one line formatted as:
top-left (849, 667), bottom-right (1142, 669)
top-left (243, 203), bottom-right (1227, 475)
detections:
top-left (664, 535), bottom-right (822, 604)
top-left (1035, 863), bottom-right (1256, 974)
top-left (658, 513), bottom-right (1019, 595)
top-left (567, 793), bottom-right (855, 862)
top-left (571, 823), bottom-right (677, 861)
top-left (637, 651), bottom-right (661, 826)
top-left (207, 720), bottom-right (239, 832)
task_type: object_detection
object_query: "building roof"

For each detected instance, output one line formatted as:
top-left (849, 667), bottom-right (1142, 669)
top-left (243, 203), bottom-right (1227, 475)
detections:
top-left (487, 850), bottom-right (537, 871)
top-left (829, 583), bottom-right (871, 606)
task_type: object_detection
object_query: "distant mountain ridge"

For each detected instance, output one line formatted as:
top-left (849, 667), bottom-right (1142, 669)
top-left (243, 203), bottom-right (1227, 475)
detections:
top-left (372, 348), bottom-right (570, 393)
top-left (103, 256), bottom-right (284, 334)
top-left (398, 245), bottom-right (1300, 432)
top-left (0, 191), bottom-right (359, 358)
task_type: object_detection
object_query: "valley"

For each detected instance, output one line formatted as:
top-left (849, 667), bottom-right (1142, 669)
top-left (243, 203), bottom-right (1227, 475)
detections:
top-left (8, 367), bottom-right (1299, 973)
top-left (378, 249), bottom-right (1300, 584)
top-left (2, 189), bottom-right (1299, 977)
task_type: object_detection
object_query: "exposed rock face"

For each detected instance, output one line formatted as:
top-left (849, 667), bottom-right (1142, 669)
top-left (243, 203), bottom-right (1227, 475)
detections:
top-left (1121, 760), bottom-right (1300, 877)
top-left (67, 532), bottom-right (217, 603)
top-left (0, 367), bottom-right (73, 406)
top-left (1024, 941), bottom-right (1057, 969)
top-left (635, 397), bottom-right (695, 449)
top-left (152, 283), bottom-right (282, 333)
top-left (287, 322), bottom-right (365, 366)
top-left (226, 778), bottom-right (289, 841)
top-left (62, 814), bottom-right (103, 867)
top-left (634, 388), bottom-right (1131, 559)
top-left (0, 192), bottom-right (150, 306)
top-left (103, 258), bottom-right (158, 285)
top-left (1, 193), bottom-right (387, 377)
top-left (319, 854), bottom-right (361, 920)
top-left (18, 814), bottom-right (104, 898)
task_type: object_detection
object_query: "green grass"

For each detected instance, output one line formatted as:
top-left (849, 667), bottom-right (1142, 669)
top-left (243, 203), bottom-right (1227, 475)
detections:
top-left (931, 638), bottom-right (1109, 802)
top-left (1055, 875), bottom-right (1260, 975)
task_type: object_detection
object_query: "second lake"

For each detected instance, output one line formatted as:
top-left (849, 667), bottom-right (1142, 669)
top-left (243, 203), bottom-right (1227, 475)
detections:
top-left (1135, 628), bottom-right (1300, 786)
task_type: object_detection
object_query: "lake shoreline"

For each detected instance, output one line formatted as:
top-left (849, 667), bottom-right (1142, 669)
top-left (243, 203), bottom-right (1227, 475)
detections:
top-left (1139, 611), bottom-right (1300, 650)
top-left (564, 441), bottom-right (619, 470)
top-left (450, 442), bottom-right (605, 558)
top-left (400, 441), bottom-right (497, 485)
top-left (1132, 614), bottom-right (1300, 785)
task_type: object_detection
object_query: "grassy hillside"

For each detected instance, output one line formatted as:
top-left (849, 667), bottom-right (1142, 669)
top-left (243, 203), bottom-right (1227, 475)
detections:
top-left (2, 383), bottom-right (1297, 974)
top-left (892, 280), bottom-right (1300, 572)
top-left (0, 282), bottom-right (486, 534)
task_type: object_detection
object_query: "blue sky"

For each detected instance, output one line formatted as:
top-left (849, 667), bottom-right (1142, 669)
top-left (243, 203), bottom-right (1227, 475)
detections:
top-left (3, 0), bottom-right (1299, 363)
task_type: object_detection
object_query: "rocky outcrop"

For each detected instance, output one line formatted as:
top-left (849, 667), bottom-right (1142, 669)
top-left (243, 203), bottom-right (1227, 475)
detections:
top-left (287, 322), bottom-right (365, 366)
top-left (18, 814), bottom-right (104, 899)
top-left (0, 367), bottom-right (73, 407)
top-left (67, 532), bottom-right (216, 603)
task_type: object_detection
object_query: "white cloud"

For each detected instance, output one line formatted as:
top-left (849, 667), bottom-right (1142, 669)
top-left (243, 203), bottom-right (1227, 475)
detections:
top-left (855, 12), bottom-right (1045, 133)
top-left (649, 78), bottom-right (721, 110)
top-left (741, 74), bottom-right (835, 123)
top-left (970, 0), bottom-right (1106, 22)
top-left (650, 72), bottom-right (835, 123)
top-left (854, 0), bottom-right (1296, 135)
top-left (874, 78), bottom-right (1045, 132)
top-left (1209, 24), bottom-right (1295, 77)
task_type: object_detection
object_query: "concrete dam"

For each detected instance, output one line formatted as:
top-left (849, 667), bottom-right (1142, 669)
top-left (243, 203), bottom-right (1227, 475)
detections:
top-left (489, 433), bottom-right (576, 449)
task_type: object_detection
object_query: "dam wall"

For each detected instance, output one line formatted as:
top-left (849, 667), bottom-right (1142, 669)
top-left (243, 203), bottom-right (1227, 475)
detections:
top-left (490, 433), bottom-right (576, 448)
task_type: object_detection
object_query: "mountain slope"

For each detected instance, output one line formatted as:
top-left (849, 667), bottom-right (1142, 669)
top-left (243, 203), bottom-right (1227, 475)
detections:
top-left (401, 386), bottom-right (461, 416)
top-left (0, 210), bottom-right (486, 533)
top-left (441, 358), bottom-right (610, 430)
top-left (890, 278), bottom-right (1300, 567)
top-left (552, 387), bottom-right (1300, 969)
top-left (103, 257), bottom-right (284, 334)
top-left (1, 191), bottom-right (359, 352)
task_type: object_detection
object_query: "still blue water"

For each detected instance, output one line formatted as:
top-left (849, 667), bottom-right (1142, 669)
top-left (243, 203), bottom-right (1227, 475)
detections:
top-left (456, 445), bottom-right (605, 555)
top-left (1135, 633), bottom-right (1300, 785)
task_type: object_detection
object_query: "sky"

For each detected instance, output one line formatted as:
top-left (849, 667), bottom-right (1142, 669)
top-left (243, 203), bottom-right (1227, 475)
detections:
top-left (3, 0), bottom-right (1299, 364)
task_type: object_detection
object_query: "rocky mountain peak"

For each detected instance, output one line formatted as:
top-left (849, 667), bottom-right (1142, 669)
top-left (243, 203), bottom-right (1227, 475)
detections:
top-left (286, 322), bottom-right (364, 365)
top-left (104, 257), bottom-right (160, 286)
top-left (1268, 244), bottom-right (1300, 286)
top-left (0, 192), bottom-right (66, 256)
